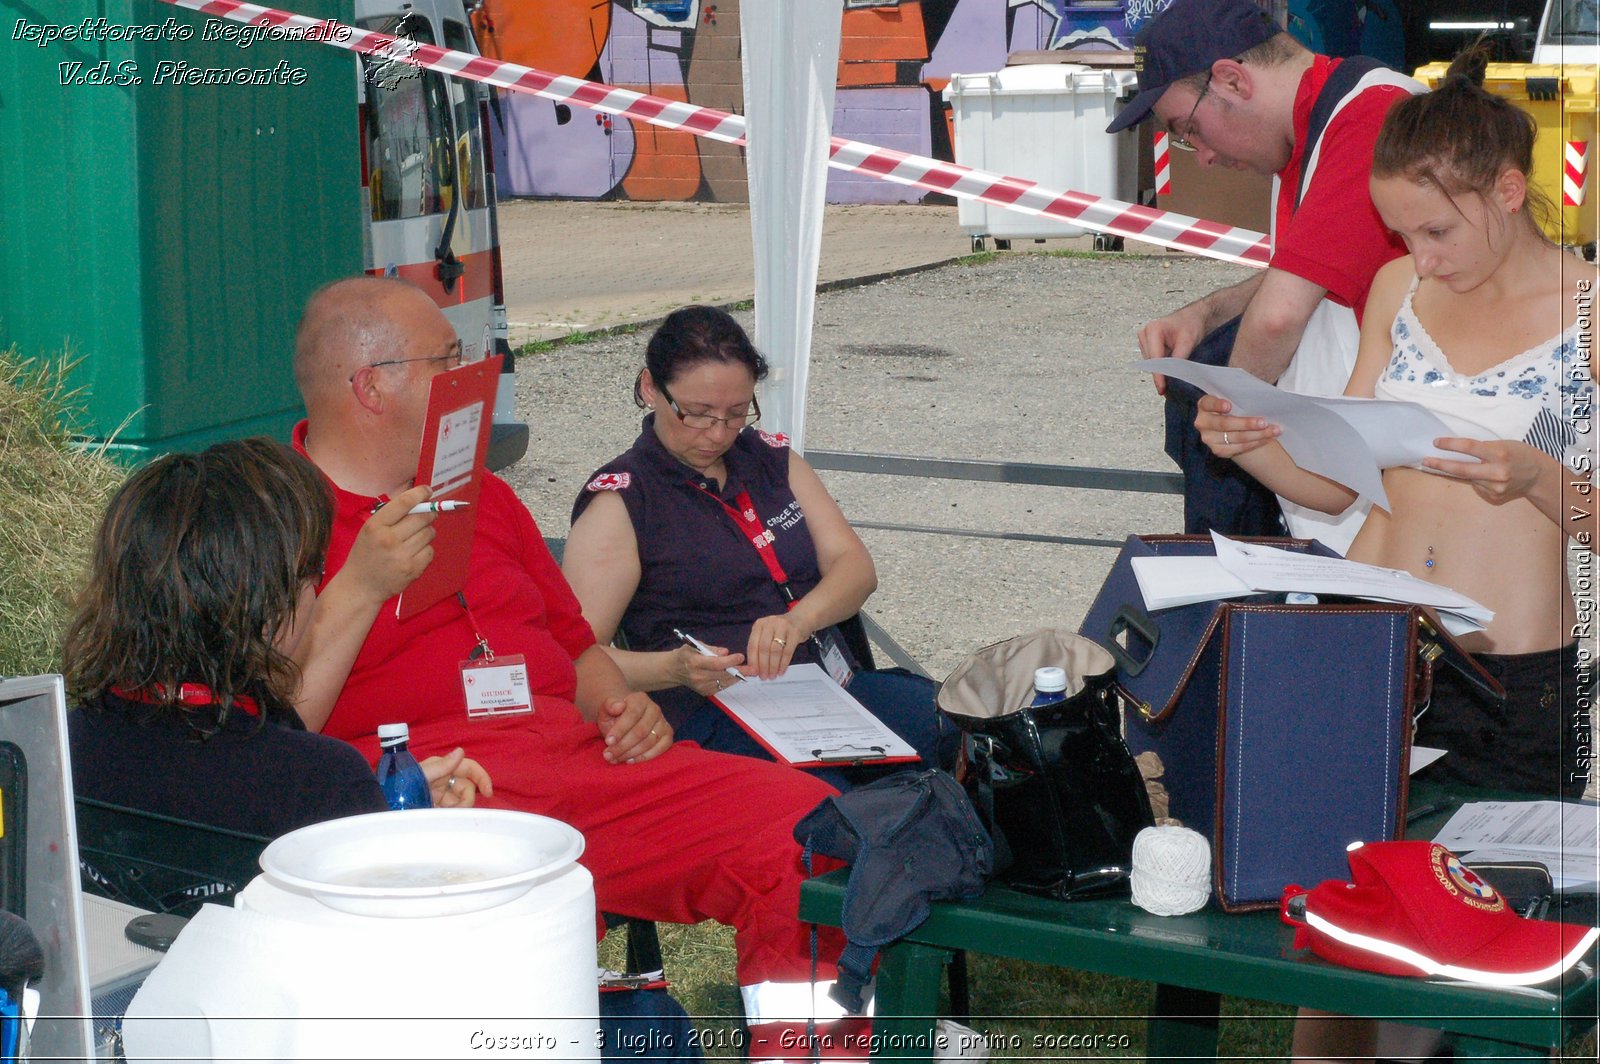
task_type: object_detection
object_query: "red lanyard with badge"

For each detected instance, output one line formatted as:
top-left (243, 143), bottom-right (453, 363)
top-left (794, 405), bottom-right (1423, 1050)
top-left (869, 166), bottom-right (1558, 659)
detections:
top-left (457, 592), bottom-right (534, 718)
top-left (692, 484), bottom-right (855, 687)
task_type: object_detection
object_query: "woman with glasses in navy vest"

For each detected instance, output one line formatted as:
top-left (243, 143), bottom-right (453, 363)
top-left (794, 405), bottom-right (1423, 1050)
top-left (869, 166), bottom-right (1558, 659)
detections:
top-left (563, 305), bottom-right (945, 789)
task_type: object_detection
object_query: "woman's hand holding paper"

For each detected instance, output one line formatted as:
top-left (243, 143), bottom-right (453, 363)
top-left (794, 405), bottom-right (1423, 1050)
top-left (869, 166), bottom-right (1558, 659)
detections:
top-left (1196, 395), bottom-right (1281, 459)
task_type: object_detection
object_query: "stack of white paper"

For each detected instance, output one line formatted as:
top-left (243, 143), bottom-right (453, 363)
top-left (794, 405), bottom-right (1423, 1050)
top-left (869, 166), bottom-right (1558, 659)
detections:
top-left (1128, 533), bottom-right (1493, 636)
top-left (1434, 801), bottom-right (1600, 891)
top-left (1138, 358), bottom-right (1479, 510)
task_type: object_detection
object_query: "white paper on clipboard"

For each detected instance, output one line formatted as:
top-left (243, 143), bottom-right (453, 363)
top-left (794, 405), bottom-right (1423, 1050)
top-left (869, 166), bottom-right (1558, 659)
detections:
top-left (711, 664), bottom-right (919, 767)
top-left (429, 400), bottom-right (483, 497)
top-left (394, 356), bottom-right (498, 621)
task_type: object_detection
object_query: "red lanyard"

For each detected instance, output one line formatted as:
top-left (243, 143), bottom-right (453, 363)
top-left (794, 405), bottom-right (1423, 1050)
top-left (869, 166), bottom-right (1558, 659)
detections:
top-left (693, 484), bottom-right (792, 593)
top-left (110, 683), bottom-right (260, 718)
top-left (457, 592), bottom-right (496, 660)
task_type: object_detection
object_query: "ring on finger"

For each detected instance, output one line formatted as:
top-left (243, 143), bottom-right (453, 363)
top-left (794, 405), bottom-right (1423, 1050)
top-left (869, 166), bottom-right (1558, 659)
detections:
top-left (772, 637), bottom-right (787, 647)
top-left (1223, 432), bottom-right (1231, 446)
top-left (446, 775), bottom-right (457, 793)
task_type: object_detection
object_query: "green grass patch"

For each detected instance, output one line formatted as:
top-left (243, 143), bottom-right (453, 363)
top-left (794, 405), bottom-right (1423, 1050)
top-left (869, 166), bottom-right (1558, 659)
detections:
top-left (960, 246), bottom-right (1136, 267)
top-left (1044, 247), bottom-right (1123, 261)
top-left (519, 322), bottom-right (647, 358)
top-left (0, 347), bottom-right (124, 676)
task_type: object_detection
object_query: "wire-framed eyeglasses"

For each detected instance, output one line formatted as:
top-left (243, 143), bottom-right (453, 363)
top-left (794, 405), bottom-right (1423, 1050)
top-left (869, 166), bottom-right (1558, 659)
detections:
top-left (1167, 73), bottom-right (1214, 152)
top-left (659, 382), bottom-right (761, 431)
top-left (350, 344), bottom-right (464, 382)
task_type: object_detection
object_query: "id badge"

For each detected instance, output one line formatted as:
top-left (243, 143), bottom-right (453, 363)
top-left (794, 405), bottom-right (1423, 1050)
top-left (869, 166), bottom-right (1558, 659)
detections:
top-left (813, 628), bottom-right (855, 688)
top-left (459, 654), bottom-right (533, 717)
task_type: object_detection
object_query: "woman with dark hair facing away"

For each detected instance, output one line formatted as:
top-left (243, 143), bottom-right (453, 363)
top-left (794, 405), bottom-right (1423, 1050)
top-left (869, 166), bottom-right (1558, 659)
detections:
top-left (65, 437), bottom-right (489, 839)
top-left (1199, 42), bottom-right (1595, 808)
top-left (562, 305), bottom-right (944, 787)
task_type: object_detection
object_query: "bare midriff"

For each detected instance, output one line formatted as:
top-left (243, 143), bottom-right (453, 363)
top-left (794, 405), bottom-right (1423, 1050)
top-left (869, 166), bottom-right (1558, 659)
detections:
top-left (1346, 465), bottom-right (1573, 655)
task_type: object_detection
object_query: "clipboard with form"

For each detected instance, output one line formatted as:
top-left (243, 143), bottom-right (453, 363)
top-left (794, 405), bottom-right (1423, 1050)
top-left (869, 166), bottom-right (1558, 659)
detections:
top-left (709, 663), bottom-right (920, 768)
top-left (395, 354), bottom-right (501, 621)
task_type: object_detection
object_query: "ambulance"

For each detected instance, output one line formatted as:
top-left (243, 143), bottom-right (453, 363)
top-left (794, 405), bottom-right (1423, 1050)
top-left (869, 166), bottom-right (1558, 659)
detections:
top-left (354, 0), bottom-right (525, 468)
top-left (1534, 0), bottom-right (1599, 66)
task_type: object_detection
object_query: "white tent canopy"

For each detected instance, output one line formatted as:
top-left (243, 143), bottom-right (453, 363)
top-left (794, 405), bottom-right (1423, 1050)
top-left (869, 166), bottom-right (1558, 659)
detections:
top-left (740, 0), bottom-right (845, 452)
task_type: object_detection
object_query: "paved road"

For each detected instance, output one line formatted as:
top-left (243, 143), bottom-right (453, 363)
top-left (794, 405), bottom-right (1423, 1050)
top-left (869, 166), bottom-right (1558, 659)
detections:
top-left (499, 200), bottom-right (1246, 675)
top-left (499, 200), bottom-right (1598, 799)
top-left (496, 199), bottom-right (1133, 345)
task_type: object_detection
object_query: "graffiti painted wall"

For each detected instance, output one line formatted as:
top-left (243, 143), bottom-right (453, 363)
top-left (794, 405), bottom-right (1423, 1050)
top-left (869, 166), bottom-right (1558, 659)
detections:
top-left (474, 0), bottom-right (1167, 204)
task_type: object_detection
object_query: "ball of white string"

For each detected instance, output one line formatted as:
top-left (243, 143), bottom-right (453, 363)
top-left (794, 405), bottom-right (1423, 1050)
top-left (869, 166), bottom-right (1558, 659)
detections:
top-left (1130, 825), bottom-right (1211, 916)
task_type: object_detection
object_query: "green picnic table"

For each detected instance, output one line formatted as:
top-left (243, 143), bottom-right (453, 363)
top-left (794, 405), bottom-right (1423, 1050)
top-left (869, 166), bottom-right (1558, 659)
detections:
top-left (797, 790), bottom-right (1599, 1062)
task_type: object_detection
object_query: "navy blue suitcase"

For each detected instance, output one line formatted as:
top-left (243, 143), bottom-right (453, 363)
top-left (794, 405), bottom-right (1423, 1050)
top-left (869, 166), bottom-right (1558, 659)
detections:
top-left (1080, 535), bottom-right (1501, 912)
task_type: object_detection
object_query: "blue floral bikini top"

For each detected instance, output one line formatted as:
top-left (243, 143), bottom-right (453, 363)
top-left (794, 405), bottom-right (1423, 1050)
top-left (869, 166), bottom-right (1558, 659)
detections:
top-left (1372, 276), bottom-right (1593, 468)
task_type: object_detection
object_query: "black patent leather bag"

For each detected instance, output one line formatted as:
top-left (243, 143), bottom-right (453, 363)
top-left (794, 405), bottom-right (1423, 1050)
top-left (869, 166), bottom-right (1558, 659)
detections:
top-left (937, 629), bottom-right (1153, 900)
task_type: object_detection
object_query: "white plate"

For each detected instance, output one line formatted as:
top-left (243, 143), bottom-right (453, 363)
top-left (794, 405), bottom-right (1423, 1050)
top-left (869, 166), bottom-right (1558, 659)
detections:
top-left (259, 808), bottom-right (585, 918)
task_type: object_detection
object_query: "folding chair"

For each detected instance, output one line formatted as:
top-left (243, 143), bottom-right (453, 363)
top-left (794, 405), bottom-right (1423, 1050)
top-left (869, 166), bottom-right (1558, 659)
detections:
top-left (544, 535), bottom-right (961, 1009)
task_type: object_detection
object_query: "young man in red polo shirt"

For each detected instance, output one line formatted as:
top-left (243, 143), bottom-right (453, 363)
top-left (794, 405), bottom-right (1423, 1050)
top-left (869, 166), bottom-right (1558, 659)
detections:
top-left (1107, 0), bottom-right (1421, 553)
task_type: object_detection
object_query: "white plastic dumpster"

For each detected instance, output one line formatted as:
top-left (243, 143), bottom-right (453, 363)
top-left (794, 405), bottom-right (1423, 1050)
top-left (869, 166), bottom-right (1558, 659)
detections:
top-left (944, 64), bottom-right (1140, 250)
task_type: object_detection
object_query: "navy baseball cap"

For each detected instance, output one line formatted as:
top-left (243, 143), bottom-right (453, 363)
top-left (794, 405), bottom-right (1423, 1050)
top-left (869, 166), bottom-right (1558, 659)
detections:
top-left (1105, 0), bottom-right (1280, 133)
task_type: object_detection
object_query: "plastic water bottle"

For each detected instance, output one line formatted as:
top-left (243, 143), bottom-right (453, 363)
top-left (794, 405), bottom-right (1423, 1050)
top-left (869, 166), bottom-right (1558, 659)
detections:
top-left (1030, 666), bottom-right (1068, 708)
top-left (376, 723), bottom-right (432, 810)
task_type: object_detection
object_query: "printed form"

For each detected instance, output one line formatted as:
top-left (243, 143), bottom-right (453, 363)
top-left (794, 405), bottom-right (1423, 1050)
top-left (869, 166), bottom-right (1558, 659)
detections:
top-left (1137, 357), bottom-right (1477, 511)
top-left (1127, 534), bottom-right (1493, 635)
top-left (1435, 801), bottom-right (1600, 890)
top-left (711, 664), bottom-right (918, 767)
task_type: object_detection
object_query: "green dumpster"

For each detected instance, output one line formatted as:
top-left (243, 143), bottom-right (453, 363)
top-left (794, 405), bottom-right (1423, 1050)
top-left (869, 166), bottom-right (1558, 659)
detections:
top-left (0, 0), bottom-right (360, 459)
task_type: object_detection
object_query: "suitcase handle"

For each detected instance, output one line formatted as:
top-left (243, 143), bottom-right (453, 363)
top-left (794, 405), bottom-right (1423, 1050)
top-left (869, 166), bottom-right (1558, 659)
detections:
top-left (1106, 604), bottom-right (1159, 678)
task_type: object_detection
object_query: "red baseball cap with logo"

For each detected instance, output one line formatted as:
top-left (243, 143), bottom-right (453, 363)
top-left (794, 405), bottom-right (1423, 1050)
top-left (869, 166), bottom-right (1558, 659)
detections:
top-left (1280, 841), bottom-right (1598, 986)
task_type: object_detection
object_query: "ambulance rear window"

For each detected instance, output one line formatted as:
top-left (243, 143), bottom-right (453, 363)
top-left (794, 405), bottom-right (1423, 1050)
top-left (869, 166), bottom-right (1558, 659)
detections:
top-left (359, 13), bottom-right (457, 222)
top-left (443, 19), bottom-right (488, 212)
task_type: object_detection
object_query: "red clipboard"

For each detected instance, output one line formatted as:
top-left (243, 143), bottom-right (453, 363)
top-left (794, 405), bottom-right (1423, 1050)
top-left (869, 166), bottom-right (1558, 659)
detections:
top-left (395, 354), bottom-right (501, 621)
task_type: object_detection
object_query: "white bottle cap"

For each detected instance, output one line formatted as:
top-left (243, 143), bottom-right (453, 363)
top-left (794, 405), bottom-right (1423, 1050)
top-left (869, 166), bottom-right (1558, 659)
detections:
top-left (1033, 666), bottom-right (1068, 693)
top-left (377, 722), bottom-right (410, 747)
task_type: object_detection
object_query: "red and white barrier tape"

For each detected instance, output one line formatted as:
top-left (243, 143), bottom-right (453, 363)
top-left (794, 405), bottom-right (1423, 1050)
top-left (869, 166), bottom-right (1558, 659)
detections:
top-left (1565, 140), bottom-right (1589, 208)
top-left (158, 0), bottom-right (1271, 268)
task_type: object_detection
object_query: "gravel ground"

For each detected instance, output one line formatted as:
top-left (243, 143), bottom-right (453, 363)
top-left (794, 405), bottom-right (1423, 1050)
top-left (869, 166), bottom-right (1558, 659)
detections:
top-left (504, 250), bottom-right (1252, 678)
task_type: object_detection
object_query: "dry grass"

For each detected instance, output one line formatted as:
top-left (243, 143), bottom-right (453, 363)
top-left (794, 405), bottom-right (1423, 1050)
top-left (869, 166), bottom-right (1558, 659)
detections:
top-left (0, 348), bottom-right (124, 677)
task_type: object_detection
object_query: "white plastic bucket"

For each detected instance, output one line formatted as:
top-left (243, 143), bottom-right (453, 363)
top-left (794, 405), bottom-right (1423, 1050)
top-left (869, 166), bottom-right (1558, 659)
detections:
top-left (124, 810), bottom-right (599, 1062)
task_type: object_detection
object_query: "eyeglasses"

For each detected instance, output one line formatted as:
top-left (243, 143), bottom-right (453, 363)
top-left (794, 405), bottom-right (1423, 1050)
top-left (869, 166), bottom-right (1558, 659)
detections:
top-left (1168, 73), bottom-right (1214, 152)
top-left (659, 382), bottom-right (761, 431)
top-left (350, 344), bottom-right (464, 381)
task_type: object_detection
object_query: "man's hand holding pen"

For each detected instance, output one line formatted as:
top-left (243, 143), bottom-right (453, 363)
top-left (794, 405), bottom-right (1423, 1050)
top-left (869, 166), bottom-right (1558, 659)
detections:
top-left (341, 484), bottom-right (437, 603)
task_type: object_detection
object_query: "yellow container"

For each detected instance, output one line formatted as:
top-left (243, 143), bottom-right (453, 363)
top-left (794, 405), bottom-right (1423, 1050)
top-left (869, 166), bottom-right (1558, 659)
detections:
top-left (1413, 61), bottom-right (1599, 251)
